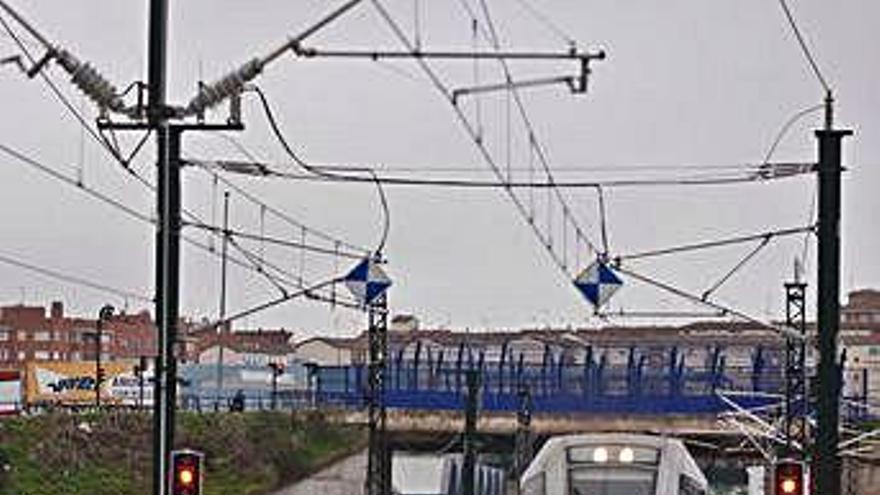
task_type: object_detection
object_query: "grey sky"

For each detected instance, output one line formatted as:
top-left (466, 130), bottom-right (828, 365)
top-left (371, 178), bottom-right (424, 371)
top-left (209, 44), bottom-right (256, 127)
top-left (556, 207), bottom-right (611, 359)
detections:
top-left (0, 1), bottom-right (876, 339)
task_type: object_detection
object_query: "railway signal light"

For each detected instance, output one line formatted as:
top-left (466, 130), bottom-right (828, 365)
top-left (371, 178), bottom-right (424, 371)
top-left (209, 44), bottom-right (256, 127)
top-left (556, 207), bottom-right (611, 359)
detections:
top-left (774, 460), bottom-right (805, 495)
top-left (171, 450), bottom-right (204, 495)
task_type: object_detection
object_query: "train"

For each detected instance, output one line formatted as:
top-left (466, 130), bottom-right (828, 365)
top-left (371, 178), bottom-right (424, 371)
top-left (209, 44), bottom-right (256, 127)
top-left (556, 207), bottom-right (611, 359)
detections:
top-left (521, 433), bottom-right (708, 495)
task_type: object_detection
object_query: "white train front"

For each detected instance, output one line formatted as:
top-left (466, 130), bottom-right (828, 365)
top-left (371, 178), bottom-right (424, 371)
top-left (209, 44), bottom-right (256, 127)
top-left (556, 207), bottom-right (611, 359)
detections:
top-left (521, 433), bottom-right (708, 495)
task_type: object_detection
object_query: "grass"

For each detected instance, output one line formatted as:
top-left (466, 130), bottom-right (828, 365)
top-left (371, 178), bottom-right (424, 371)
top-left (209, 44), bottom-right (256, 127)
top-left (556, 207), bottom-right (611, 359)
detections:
top-left (0, 410), bottom-right (365, 495)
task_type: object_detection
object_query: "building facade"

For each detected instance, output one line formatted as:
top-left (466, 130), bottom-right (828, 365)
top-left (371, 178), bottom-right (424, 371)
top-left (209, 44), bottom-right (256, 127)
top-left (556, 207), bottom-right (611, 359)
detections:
top-left (0, 301), bottom-right (155, 367)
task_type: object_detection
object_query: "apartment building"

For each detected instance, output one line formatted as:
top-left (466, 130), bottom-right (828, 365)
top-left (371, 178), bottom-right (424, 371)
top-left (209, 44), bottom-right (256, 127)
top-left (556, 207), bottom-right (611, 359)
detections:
top-left (0, 301), bottom-right (155, 366)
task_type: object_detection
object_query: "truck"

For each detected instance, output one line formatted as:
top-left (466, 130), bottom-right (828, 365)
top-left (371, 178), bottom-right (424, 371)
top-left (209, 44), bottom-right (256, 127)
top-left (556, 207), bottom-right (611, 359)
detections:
top-left (23, 360), bottom-right (153, 408)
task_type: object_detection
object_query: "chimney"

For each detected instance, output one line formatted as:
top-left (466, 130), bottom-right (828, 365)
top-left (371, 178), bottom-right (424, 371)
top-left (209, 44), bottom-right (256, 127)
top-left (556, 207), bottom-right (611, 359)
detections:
top-left (50, 301), bottom-right (64, 319)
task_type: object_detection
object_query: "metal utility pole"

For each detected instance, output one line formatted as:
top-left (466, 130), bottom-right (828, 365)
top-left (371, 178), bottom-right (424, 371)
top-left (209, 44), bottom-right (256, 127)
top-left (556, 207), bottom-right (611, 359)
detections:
top-left (153, 123), bottom-right (182, 495)
top-left (269, 362), bottom-right (283, 410)
top-left (462, 369), bottom-right (480, 495)
top-left (146, 2), bottom-right (173, 494)
top-left (783, 281), bottom-right (807, 457)
top-left (94, 304), bottom-right (114, 408)
top-left (514, 383), bottom-right (533, 495)
top-left (366, 292), bottom-right (390, 495)
top-left (136, 355), bottom-right (147, 409)
top-left (814, 92), bottom-right (851, 495)
top-left (216, 191), bottom-right (230, 407)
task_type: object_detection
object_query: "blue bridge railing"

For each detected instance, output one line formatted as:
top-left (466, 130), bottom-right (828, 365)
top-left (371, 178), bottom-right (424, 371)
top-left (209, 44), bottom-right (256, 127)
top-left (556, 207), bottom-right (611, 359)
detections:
top-left (310, 345), bottom-right (872, 419)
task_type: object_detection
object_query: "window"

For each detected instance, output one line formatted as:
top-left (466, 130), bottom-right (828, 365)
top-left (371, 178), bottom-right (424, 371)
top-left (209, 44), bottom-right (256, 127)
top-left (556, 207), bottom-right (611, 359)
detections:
top-left (17, 351), bottom-right (25, 361)
top-left (17, 331), bottom-right (27, 341)
top-left (566, 444), bottom-right (659, 495)
top-left (34, 351), bottom-right (50, 360)
top-left (0, 330), bottom-right (8, 341)
top-left (0, 349), bottom-right (8, 361)
top-left (34, 331), bottom-right (50, 342)
top-left (569, 468), bottom-right (656, 495)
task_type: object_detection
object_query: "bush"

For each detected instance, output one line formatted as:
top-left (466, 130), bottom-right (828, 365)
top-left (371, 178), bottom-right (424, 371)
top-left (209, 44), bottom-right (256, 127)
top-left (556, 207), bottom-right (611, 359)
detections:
top-left (0, 410), bottom-right (364, 495)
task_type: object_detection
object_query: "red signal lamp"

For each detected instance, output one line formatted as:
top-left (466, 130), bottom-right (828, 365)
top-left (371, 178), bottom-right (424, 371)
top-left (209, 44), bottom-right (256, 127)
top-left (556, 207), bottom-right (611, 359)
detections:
top-left (774, 460), bottom-right (805, 495)
top-left (171, 449), bottom-right (204, 495)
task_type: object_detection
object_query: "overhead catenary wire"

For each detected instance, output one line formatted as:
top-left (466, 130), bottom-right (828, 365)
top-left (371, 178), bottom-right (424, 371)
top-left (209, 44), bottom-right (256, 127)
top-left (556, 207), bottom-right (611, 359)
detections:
top-left (413, 0), bottom-right (422, 51)
top-left (0, 142), bottom-right (155, 224)
top-left (248, 85), bottom-right (392, 255)
top-left (0, 141), bottom-right (354, 311)
top-left (776, 0), bottom-right (831, 94)
top-left (615, 225), bottom-right (815, 262)
top-left (128, 128), bottom-right (366, 316)
top-left (700, 235), bottom-right (772, 301)
top-left (0, 250), bottom-right (152, 303)
top-left (192, 140), bottom-right (370, 255)
top-left (197, 230), bottom-right (362, 311)
top-left (226, 235), bottom-right (290, 297)
top-left (1, 2), bottom-right (372, 323)
top-left (189, 208), bottom-right (363, 309)
top-left (0, 13), bottom-right (150, 183)
top-left (182, 208), bottom-right (362, 309)
top-left (369, 0), bottom-right (599, 280)
top-left (763, 104), bottom-right (825, 166)
top-left (612, 264), bottom-right (804, 341)
top-left (368, 164), bottom-right (775, 173)
top-left (183, 0), bottom-right (367, 117)
top-left (596, 309), bottom-right (728, 320)
top-left (191, 276), bottom-right (352, 334)
top-left (0, 5), bottom-right (165, 240)
top-left (186, 158), bottom-right (815, 189)
top-left (473, 0), bottom-right (604, 267)
top-left (183, 220), bottom-right (366, 260)
top-left (761, 103), bottom-right (825, 280)
top-left (179, 135), bottom-right (371, 302)
top-left (511, 0), bottom-right (576, 47)
top-left (0, 1), bottom-right (133, 115)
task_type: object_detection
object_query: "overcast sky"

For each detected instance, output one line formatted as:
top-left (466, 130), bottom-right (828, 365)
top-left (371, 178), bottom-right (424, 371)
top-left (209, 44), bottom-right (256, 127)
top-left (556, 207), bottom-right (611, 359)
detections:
top-left (0, 1), bottom-right (876, 339)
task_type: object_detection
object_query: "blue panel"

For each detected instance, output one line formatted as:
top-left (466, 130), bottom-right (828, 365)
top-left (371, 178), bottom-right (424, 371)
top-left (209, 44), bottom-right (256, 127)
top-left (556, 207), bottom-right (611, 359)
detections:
top-left (597, 263), bottom-right (622, 285)
top-left (365, 280), bottom-right (391, 303)
top-left (575, 282), bottom-right (600, 305)
top-left (344, 258), bottom-right (369, 282)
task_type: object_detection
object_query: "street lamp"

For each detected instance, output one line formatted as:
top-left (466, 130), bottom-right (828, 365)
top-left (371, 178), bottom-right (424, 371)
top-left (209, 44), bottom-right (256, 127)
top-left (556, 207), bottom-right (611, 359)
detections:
top-left (268, 362), bottom-right (284, 410)
top-left (95, 304), bottom-right (114, 408)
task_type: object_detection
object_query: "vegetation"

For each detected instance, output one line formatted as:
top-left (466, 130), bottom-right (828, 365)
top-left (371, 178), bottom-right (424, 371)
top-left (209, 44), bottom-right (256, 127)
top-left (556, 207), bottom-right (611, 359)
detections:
top-left (0, 410), bottom-right (365, 495)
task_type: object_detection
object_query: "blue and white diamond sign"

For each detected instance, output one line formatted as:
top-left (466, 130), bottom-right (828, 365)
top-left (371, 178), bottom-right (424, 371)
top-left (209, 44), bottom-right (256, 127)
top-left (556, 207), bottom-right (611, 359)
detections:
top-left (344, 257), bottom-right (392, 305)
top-left (574, 259), bottom-right (623, 309)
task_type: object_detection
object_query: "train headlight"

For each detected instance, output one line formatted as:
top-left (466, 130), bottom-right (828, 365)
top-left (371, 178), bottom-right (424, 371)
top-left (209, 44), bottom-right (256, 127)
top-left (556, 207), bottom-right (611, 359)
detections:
top-left (592, 447), bottom-right (608, 463)
top-left (618, 447), bottom-right (634, 463)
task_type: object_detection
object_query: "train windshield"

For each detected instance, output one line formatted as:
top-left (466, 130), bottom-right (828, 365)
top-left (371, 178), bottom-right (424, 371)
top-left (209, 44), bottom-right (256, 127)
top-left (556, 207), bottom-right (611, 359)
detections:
top-left (569, 467), bottom-right (656, 495)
